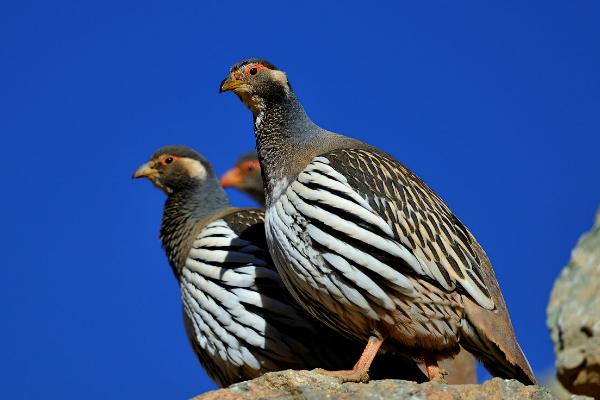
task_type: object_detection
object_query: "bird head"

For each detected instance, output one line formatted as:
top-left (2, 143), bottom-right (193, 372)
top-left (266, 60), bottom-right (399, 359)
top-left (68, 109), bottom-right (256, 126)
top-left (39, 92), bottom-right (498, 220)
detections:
top-left (219, 58), bottom-right (291, 113)
top-left (132, 145), bottom-right (215, 195)
top-left (220, 151), bottom-right (265, 205)
top-left (220, 151), bottom-right (261, 189)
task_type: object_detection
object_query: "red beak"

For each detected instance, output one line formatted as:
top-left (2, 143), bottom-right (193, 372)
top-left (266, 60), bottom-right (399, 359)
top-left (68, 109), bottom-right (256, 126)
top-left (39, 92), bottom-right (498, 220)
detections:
top-left (220, 167), bottom-right (243, 188)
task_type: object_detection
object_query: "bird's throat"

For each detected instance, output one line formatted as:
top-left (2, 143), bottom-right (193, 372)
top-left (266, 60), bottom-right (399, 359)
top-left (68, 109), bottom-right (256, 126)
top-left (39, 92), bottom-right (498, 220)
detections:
top-left (160, 184), bottom-right (229, 274)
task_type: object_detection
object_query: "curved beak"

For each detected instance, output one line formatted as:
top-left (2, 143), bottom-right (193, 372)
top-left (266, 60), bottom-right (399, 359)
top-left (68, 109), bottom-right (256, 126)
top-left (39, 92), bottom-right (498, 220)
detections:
top-left (132, 162), bottom-right (158, 179)
top-left (219, 74), bottom-right (244, 93)
top-left (220, 167), bottom-right (242, 188)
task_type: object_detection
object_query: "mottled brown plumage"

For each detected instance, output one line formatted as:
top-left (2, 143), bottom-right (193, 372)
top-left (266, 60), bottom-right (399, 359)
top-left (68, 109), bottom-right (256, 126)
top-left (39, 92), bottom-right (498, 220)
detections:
top-left (222, 150), bottom-right (479, 384)
top-left (220, 59), bottom-right (536, 384)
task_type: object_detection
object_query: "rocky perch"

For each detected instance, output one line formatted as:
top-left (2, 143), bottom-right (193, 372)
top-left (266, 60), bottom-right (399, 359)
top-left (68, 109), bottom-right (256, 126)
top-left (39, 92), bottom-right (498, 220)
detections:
top-left (192, 370), bottom-right (576, 400)
top-left (548, 207), bottom-right (600, 398)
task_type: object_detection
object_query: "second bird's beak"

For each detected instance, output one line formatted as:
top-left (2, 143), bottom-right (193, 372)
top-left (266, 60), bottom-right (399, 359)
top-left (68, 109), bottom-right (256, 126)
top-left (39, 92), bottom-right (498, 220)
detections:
top-left (132, 162), bottom-right (159, 179)
top-left (220, 167), bottom-right (242, 188)
top-left (219, 75), bottom-right (244, 93)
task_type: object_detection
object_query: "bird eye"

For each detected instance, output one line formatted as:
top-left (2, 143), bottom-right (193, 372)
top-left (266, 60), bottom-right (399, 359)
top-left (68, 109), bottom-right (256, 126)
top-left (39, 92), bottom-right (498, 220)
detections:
top-left (164, 157), bottom-right (174, 164)
top-left (246, 164), bottom-right (255, 171)
top-left (249, 67), bottom-right (258, 75)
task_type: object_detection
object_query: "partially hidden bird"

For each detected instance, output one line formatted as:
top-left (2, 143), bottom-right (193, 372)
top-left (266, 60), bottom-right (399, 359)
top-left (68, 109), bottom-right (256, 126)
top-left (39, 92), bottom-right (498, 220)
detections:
top-left (219, 59), bottom-right (536, 384)
top-left (221, 151), bottom-right (478, 384)
top-left (133, 145), bottom-right (427, 386)
top-left (220, 151), bottom-right (264, 205)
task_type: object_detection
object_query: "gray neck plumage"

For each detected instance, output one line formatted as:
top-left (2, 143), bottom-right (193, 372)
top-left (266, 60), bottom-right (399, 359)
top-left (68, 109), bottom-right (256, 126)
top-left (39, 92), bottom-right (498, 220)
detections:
top-left (160, 179), bottom-right (229, 277)
top-left (253, 91), bottom-right (322, 203)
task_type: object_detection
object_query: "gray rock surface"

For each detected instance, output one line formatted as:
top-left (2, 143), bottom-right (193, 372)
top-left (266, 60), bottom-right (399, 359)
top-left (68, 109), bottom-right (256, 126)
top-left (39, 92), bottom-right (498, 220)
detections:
top-left (192, 370), bottom-right (570, 400)
top-left (548, 207), bottom-right (600, 397)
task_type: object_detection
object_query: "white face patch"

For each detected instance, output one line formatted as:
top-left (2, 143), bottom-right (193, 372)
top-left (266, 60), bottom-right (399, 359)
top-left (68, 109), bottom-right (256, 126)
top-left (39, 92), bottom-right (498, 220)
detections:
top-left (271, 70), bottom-right (290, 93)
top-left (180, 158), bottom-right (207, 180)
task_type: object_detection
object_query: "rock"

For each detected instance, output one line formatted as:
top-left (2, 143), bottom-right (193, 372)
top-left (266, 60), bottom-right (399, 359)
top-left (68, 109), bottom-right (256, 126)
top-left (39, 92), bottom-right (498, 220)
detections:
top-left (542, 371), bottom-right (582, 400)
top-left (548, 206), bottom-right (600, 397)
top-left (192, 370), bottom-right (568, 400)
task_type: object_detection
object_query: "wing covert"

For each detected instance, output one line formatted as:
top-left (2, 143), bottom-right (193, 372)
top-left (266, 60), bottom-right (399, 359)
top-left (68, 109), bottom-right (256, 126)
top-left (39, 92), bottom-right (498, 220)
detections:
top-left (297, 149), bottom-right (494, 310)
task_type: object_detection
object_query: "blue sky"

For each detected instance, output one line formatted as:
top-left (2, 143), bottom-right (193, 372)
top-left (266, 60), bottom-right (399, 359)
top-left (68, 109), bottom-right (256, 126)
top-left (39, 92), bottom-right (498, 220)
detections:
top-left (1, 1), bottom-right (599, 398)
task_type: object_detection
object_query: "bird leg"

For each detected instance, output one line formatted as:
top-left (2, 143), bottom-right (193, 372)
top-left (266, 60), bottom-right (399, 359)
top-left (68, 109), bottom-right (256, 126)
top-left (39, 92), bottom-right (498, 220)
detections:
top-left (424, 355), bottom-right (447, 383)
top-left (314, 336), bottom-right (383, 383)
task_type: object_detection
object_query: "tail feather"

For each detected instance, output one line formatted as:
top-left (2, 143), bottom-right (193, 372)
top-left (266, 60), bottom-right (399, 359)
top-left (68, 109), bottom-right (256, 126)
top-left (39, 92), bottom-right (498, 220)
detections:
top-left (460, 231), bottom-right (536, 385)
top-left (460, 316), bottom-right (536, 385)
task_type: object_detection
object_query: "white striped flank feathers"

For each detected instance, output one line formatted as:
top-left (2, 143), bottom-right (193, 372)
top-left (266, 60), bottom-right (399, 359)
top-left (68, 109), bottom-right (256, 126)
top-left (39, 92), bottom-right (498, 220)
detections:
top-left (265, 150), bottom-right (497, 343)
top-left (181, 218), bottom-right (317, 384)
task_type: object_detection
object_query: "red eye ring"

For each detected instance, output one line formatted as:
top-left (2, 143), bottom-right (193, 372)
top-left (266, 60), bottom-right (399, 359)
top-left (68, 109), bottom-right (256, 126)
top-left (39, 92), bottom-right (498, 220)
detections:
top-left (161, 155), bottom-right (179, 166)
top-left (242, 160), bottom-right (260, 173)
top-left (245, 64), bottom-right (269, 76)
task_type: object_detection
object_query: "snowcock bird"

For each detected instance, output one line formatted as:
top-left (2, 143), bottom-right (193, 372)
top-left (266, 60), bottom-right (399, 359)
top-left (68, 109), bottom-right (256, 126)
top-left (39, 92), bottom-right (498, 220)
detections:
top-left (219, 59), bottom-right (536, 384)
top-left (133, 144), bottom-right (426, 386)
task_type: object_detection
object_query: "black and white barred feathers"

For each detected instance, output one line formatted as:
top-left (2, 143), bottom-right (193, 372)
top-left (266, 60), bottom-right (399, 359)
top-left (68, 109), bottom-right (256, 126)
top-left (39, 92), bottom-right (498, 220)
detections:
top-left (220, 59), bottom-right (536, 385)
top-left (135, 145), bottom-right (426, 387)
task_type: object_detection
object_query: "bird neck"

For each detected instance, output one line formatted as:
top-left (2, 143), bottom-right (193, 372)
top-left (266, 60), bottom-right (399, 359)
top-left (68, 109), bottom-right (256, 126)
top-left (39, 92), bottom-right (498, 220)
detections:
top-left (244, 173), bottom-right (267, 206)
top-left (160, 180), bottom-right (230, 276)
top-left (253, 91), bottom-right (322, 202)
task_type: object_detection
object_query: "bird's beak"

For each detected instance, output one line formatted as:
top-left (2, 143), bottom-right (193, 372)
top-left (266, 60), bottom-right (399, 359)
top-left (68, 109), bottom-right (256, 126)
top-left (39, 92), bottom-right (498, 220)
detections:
top-left (220, 167), bottom-right (242, 188)
top-left (132, 162), bottom-right (159, 179)
top-left (219, 74), bottom-right (244, 93)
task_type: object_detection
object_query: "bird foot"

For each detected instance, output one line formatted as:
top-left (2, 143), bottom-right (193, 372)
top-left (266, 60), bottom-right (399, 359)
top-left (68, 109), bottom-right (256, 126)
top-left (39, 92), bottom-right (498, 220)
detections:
top-left (429, 368), bottom-right (448, 384)
top-left (425, 362), bottom-right (448, 384)
top-left (313, 367), bottom-right (370, 383)
top-left (313, 335), bottom-right (382, 383)
top-left (425, 357), bottom-right (448, 383)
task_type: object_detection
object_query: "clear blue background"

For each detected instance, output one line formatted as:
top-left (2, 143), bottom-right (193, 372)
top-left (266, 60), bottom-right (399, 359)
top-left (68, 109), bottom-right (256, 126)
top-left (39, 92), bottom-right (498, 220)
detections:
top-left (2, 1), bottom-right (599, 398)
